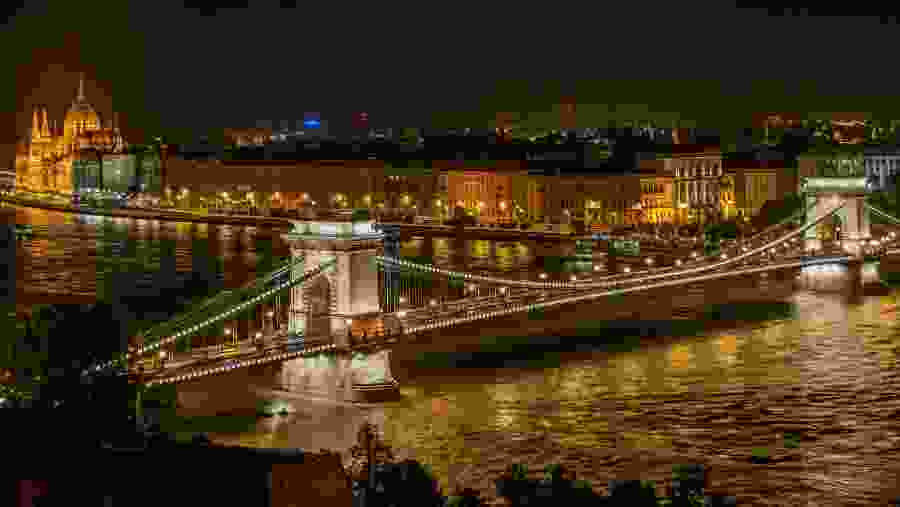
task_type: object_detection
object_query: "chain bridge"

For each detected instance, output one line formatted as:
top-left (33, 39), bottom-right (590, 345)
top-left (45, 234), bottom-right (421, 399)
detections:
top-left (81, 194), bottom-right (900, 404)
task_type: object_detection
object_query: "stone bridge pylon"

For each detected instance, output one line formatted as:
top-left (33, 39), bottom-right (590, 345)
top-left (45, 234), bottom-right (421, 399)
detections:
top-left (282, 212), bottom-right (386, 347)
top-left (800, 153), bottom-right (873, 257)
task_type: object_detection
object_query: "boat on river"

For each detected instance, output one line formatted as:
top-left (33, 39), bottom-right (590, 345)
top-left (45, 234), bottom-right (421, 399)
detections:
top-left (350, 379), bottom-right (401, 403)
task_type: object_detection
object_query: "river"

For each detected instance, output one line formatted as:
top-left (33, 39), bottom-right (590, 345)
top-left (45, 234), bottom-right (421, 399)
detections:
top-left (9, 204), bottom-right (900, 505)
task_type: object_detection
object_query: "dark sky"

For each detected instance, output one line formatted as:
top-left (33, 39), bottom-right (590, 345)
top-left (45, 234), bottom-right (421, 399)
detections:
top-left (2, 2), bottom-right (900, 165)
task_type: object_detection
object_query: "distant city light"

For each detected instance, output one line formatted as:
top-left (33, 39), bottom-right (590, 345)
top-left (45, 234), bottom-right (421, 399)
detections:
top-left (303, 119), bottom-right (320, 128)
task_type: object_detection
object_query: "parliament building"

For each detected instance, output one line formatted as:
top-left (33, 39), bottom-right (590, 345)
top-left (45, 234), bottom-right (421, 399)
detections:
top-left (15, 74), bottom-right (129, 194)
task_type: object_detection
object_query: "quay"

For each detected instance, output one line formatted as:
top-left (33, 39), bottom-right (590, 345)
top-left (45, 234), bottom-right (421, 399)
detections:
top-left (1, 193), bottom-right (601, 242)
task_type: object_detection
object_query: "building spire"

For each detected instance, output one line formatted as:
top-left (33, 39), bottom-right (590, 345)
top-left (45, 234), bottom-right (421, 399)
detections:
top-left (41, 107), bottom-right (50, 138)
top-left (32, 107), bottom-right (40, 139)
top-left (77, 72), bottom-right (85, 102)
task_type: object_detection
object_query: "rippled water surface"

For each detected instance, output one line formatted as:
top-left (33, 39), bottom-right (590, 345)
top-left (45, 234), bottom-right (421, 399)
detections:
top-left (12, 205), bottom-right (900, 505)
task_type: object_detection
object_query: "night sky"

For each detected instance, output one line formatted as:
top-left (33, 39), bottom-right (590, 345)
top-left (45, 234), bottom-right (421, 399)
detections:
top-left (2, 1), bottom-right (900, 164)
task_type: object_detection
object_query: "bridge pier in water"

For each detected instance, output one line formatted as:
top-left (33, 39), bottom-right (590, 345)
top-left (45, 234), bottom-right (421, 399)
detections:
top-left (796, 258), bottom-right (866, 294)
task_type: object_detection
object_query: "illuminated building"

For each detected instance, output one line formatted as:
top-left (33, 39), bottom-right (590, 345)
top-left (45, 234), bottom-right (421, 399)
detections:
top-left (509, 172), bottom-right (545, 223)
top-left (863, 146), bottom-right (900, 191)
top-left (666, 145), bottom-right (724, 225)
top-left (164, 158), bottom-right (439, 217)
top-left (225, 127), bottom-right (275, 146)
top-left (638, 159), bottom-right (674, 224)
top-left (446, 166), bottom-right (515, 225)
top-left (724, 159), bottom-right (794, 220)
top-left (14, 73), bottom-right (127, 194)
top-left (543, 172), bottom-right (641, 227)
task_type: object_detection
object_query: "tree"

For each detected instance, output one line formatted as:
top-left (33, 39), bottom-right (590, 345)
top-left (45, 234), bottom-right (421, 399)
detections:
top-left (8, 301), bottom-right (135, 431)
top-left (751, 193), bottom-right (803, 230)
top-left (495, 463), bottom-right (603, 507)
top-left (345, 423), bottom-right (445, 507)
top-left (863, 119), bottom-right (900, 145)
top-left (446, 488), bottom-right (484, 507)
top-left (608, 480), bottom-right (659, 506)
top-left (801, 119), bottom-right (834, 148)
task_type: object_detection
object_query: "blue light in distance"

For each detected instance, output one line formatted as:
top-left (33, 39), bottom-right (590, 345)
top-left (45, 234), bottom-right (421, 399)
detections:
top-left (303, 119), bottom-right (320, 128)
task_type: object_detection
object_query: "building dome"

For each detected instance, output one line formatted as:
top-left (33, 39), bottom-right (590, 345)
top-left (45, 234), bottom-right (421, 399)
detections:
top-left (65, 101), bottom-right (98, 121)
top-left (64, 102), bottom-right (100, 132)
top-left (64, 74), bottom-right (100, 138)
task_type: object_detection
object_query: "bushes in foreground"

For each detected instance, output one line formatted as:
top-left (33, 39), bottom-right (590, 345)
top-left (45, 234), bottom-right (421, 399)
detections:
top-left (349, 459), bottom-right (735, 506)
top-left (343, 423), bottom-right (737, 507)
top-left (491, 462), bottom-right (737, 507)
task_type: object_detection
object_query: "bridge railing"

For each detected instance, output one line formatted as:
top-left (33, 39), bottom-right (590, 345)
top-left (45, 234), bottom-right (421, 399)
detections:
top-left (85, 258), bottom-right (336, 376)
top-left (585, 200), bottom-right (816, 281)
top-left (866, 203), bottom-right (900, 225)
top-left (134, 258), bottom-right (336, 355)
top-left (398, 254), bottom-right (852, 336)
top-left (566, 202), bottom-right (842, 289)
top-left (152, 253), bottom-right (854, 386)
top-left (135, 255), bottom-right (303, 346)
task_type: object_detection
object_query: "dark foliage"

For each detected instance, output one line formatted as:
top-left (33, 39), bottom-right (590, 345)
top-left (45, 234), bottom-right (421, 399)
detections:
top-left (355, 459), bottom-right (443, 507)
top-left (751, 193), bottom-right (803, 230)
top-left (495, 464), bottom-right (606, 507)
top-left (446, 487), bottom-right (484, 507)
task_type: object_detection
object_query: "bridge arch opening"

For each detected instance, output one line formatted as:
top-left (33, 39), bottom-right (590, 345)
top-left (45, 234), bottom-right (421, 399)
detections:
top-left (305, 275), bottom-right (332, 338)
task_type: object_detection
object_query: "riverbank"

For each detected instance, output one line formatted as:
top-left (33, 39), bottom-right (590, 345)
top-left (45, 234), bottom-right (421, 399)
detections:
top-left (12, 290), bottom-right (96, 317)
top-left (0, 194), bottom-right (294, 228)
top-left (1, 194), bottom-right (596, 242)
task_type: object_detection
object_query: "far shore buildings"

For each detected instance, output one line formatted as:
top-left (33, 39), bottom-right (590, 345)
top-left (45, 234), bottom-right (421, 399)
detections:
top-left (162, 149), bottom-right (788, 228)
top-left (155, 125), bottom-right (798, 227)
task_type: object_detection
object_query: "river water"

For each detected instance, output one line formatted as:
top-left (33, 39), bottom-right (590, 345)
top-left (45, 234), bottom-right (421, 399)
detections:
top-left (10, 205), bottom-right (900, 505)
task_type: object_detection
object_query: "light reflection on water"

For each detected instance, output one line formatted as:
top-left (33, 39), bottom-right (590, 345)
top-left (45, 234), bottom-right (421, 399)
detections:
top-left (12, 205), bottom-right (900, 505)
top-left (230, 290), bottom-right (900, 506)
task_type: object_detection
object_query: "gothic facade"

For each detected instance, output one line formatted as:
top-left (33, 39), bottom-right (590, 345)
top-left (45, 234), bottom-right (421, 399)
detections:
top-left (14, 74), bottom-right (127, 194)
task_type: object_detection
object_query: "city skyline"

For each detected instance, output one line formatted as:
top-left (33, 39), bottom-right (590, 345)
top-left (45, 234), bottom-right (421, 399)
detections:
top-left (6, 4), bottom-right (900, 164)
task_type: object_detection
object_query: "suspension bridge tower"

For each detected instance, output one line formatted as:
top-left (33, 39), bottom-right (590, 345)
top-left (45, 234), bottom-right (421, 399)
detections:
top-left (282, 211), bottom-right (384, 347)
top-left (800, 152), bottom-right (873, 257)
